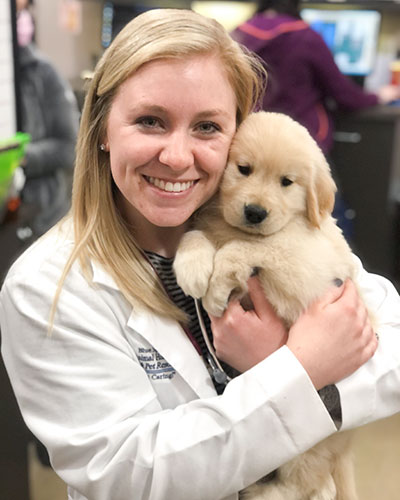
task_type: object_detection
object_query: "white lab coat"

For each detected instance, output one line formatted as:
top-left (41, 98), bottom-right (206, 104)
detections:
top-left (1, 219), bottom-right (400, 500)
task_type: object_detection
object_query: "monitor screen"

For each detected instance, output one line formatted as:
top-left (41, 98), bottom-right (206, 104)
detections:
top-left (300, 9), bottom-right (381, 76)
top-left (101, 2), bottom-right (155, 48)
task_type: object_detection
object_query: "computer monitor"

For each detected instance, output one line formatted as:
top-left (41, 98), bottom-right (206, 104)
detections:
top-left (300, 9), bottom-right (381, 77)
top-left (101, 2), bottom-right (155, 48)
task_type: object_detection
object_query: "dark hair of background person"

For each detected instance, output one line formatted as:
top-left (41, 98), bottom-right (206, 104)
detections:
top-left (256, 0), bottom-right (301, 18)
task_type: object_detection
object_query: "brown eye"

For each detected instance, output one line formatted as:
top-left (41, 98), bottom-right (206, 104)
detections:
top-left (238, 165), bottom-right (251, 176)
top-left (281, 176), bottom-right (293, 187)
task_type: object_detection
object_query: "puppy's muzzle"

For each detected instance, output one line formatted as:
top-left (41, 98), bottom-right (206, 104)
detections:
top-left (244, 204), bottom-right (268, 225)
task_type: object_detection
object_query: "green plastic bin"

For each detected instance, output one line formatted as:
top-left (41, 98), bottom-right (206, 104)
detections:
top-left (0, 132), bottom-right (31, 210)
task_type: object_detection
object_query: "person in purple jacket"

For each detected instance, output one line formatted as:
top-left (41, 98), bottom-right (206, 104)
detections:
top-left (232, 0), bottom-right (400, 155)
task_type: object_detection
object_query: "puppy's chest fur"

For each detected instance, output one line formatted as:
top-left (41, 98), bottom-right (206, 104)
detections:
top-left (196, 207), bottom-right (356, 325)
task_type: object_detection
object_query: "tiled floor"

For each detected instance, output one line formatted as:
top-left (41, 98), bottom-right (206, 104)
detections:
top-left (29, 413), bottom-right (400, 500)
top-left (353, 413), bottom-right (400, 499)
top-left (29, 443), bottom-right (66, 500)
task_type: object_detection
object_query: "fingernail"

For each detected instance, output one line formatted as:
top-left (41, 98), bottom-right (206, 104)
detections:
top-left (333, 278), bottom-right (343, 287)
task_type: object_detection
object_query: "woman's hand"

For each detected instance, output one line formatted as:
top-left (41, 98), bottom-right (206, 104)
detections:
top-left (209, 277), bottom-right (288, 372)
top-left (210, 278), bottom-right (377, 386)
top-left (287, 279), bottom-right (378, 390)
top-left (377, 84), bottom-right (400, 104)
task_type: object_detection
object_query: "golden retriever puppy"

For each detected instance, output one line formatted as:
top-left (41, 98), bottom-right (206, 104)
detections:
top-left (174, 111), bottom-right (365, 500)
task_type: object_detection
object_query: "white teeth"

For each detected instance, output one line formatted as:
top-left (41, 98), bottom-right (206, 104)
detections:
top-left (153, 178), bottom-right (165, 190)
top-left (146, 176), bottom-right (194, 193)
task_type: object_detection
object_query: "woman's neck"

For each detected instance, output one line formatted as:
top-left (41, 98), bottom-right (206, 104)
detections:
top-left (136, 223), bottom-right (188, 258)
top-left (123, 211), bottom-right (188, 258)
top-left (116, 193), bottom-right (189, 258)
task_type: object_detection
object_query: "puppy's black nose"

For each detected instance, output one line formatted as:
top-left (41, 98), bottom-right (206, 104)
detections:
top-left (244, 204), bottom-right (268, 224)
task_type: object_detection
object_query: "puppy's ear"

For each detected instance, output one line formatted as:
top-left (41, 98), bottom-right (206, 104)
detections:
top-left (306, 157), bottom-right (337, 228)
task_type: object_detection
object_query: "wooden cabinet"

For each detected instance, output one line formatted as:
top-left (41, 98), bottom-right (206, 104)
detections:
top-left (331, 106), bottom-right (400, 287)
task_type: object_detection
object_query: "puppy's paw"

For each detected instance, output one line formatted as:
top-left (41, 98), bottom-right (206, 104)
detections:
top-left (202, 287), bottom-right (230, 317)
top-left (173, 242), bottom-right (214, 299)
top-left (201, 259), bottom-right (253, 316)
top-left (174, 258), bottom-right (213, 298)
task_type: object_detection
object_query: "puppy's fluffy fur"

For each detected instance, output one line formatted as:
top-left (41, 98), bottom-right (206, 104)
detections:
top-left (174, 111), bottom-right (364, 500)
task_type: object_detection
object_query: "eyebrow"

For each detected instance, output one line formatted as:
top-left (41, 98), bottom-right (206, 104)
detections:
top-left (196, 109), bottom-right (233, 120)
top-left (131, 104), bottom-right (232, 119)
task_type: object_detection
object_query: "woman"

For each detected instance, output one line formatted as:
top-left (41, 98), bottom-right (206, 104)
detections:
top-left (1, 9), bottom-right (399, 500)
top-left (15, 0), bottom-right (80, 236)
top-left (231, 0), bottom-right (400, 155)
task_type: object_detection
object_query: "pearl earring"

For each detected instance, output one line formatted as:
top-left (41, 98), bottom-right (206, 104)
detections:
top-left (100, 144), bottom-right (107, 151)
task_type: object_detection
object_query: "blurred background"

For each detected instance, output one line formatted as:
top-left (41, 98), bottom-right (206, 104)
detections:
top-left (1, 0), bottom-right (400, 498)
top-left (2, 0), bottom-right (400, 291)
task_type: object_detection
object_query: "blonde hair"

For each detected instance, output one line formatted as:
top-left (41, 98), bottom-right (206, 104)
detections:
top-left (53, 8), bottom-right (266, 324)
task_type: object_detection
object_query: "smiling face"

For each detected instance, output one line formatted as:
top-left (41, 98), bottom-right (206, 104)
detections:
top-left (104, 54), bottom-right (237, 242)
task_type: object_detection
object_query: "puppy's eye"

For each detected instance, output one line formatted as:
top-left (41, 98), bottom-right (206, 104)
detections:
top-left (238, 165), bottom-right (251, 176)
top-left (281, 176), bottom-right (293, 187)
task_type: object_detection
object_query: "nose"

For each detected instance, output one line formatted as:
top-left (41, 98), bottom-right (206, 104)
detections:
top-left (244, 204), bottom-right (268, 225)
top-left (159, 130), bottom-right (194, 171)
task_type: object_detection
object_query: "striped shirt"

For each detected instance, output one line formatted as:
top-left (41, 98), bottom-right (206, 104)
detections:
top-left (145, 251), bottom-right (209, 354)
top-left (145, 251), bottom-right (232, 393)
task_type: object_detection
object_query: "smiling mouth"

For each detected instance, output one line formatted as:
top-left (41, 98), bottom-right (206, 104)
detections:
top-left (144, 176), bottom-right (196, 193)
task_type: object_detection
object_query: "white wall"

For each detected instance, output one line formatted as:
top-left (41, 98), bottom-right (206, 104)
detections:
top-left (34, 0), bottom-right (103, 81)
top-left (0, 0), bottom-right (16, 139)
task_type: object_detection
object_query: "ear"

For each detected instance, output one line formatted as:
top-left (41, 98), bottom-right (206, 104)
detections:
top-left (306, 157), bottom-right (337, 228)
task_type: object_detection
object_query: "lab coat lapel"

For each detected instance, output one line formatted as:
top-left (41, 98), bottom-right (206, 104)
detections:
top-left (91, 258), bottom-right (216, 399)
top-left (127, 308), bottom-right (217, 399)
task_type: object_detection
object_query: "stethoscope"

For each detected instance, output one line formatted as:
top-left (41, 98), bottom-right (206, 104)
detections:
top-left (194, 298), bottom-right (232, 386)
top-left (144, 250), bottom-right (232, 387)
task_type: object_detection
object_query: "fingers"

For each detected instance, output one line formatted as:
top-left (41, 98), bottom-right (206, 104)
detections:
top-left (316, 278), bottom-right (347, 308)
top-left (210, 276), bottom-right (276, 321)
top-left (209, 298), bottom-right (242, 322)
top-left (209, 284), bottom-right (288, 372)
top-left (361, 316), bottom-right (379, 362)
top-left (287, 276), bottom-right (378, 388)
top-left (246, 276), bottom-right (276, 318)
top-left (341, 286), bottom-right (378, 367)
top-left (315, 279), bottom-right (361, 312)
